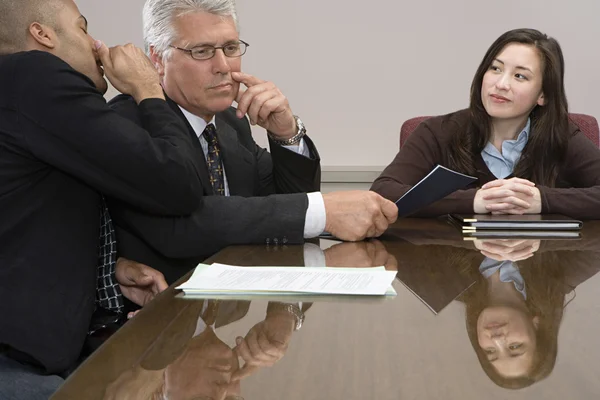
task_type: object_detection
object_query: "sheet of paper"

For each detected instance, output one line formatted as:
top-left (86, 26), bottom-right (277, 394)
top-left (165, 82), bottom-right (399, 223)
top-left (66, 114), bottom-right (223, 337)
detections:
top-left (176, 263), bottom-right (397, 296)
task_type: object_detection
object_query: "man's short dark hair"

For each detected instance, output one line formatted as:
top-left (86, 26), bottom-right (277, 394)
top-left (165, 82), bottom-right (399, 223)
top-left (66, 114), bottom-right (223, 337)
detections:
top-left (0, 0), bottom-right (65, 54)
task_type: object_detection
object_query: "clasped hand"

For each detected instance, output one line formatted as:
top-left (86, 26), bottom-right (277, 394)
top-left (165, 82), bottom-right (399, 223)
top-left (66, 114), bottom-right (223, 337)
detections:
top-left (473, 239), bottom-right (541, 262)
top-left (474, 177), bottom-right (541, 215)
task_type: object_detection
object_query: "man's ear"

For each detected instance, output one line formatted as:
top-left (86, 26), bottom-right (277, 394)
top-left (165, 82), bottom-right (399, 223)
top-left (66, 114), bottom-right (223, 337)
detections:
top-left (149, 46), bottom-right (165, 77)
top-left (28, 22), bottom-right (58, 49)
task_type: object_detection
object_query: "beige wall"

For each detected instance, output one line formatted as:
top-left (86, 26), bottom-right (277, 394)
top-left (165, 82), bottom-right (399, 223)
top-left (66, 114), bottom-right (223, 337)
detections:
top-left (78, 0), bottom-right (600, 170)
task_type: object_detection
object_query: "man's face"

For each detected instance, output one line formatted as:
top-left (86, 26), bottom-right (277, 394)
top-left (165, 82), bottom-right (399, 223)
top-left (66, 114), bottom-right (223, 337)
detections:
top-left (52, 0), bottom-right (107, 93)
top-left (154, 11), bottom-right (241, 120)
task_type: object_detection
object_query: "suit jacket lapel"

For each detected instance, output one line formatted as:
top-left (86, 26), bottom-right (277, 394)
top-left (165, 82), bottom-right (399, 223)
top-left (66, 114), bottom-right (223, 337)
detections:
top-left (165, 96), bottom-right (214, 195)
top-left (215, 114), bottom-right (254, 196)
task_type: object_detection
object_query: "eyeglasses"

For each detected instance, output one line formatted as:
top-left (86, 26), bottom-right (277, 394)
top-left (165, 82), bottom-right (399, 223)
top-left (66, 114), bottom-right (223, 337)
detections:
top-left (170, 40), bottom-right (249, 60)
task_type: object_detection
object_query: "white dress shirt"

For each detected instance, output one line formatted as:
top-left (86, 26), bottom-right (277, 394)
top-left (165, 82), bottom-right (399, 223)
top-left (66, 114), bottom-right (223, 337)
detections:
top-left (193, 300), bottom-right (213, 337)
top-left (302, 242), bottom-right (327, 267)
top-left (178, 106), bottom-right (326, 238)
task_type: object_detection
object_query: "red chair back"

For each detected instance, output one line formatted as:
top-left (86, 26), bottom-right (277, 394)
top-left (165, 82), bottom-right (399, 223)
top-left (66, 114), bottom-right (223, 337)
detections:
top-left (569, 113), bottom-right (600, 147)
top-left (399, 114), bottom-right (600, 148)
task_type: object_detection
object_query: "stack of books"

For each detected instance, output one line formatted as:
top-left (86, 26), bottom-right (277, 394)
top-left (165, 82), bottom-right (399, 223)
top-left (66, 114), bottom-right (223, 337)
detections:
top-left (448, 214), bottom-right (582, 239)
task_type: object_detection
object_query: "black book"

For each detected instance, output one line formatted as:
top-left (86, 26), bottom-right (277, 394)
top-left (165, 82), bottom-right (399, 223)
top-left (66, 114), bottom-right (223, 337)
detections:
top-left (448, 214), bottom-right (583, 235)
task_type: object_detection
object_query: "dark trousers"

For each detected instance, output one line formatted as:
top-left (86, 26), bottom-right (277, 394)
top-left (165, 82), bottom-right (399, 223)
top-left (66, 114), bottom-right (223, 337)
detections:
top-left (0, 353), bottom-right (63, 400)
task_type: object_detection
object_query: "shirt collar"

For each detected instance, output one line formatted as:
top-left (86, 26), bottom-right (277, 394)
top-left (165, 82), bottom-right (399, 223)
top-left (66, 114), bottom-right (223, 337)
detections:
top-left (482, 117), bottom-right (531, 157)
top-left (516, 117), bottom-right (531, 143)
top-left (480, 257), bottom-right (527, 300)
top-left (178, 106), bottom-right (217, 139)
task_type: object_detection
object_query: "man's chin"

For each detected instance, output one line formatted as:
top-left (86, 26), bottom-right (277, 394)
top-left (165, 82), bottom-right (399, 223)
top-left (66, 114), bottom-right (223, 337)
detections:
top-left (209, 98), bottom-right (237, 113)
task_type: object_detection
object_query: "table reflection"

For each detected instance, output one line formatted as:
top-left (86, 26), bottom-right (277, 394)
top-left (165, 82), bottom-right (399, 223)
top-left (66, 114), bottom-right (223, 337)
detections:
top-left (322, 240), bottom-right (398, 270)
top-left (102, 298), bottom-right (304, 400)
top-left (54, 220), bottom-right (600, 399)
top-left (465, 244), bottom-right (600, 389)
top-left (385, 220), bottom-right (600, 390)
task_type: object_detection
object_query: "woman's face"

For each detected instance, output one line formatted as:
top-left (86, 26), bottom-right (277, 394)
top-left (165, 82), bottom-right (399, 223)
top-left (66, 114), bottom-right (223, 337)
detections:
top-left (481, 43), bottom-right (545, 122)
top-left (477, 306), bottom-right (540, 378)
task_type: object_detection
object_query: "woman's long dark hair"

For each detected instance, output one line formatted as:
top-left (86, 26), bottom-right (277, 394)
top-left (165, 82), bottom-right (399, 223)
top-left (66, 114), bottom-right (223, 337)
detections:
top-left (448, 28), bottom-right (569, 187)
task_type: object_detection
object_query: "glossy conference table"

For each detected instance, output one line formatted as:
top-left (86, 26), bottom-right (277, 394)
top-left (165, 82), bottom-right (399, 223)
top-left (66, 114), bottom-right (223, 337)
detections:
top-left (53, 218), bottom-right (600, 399)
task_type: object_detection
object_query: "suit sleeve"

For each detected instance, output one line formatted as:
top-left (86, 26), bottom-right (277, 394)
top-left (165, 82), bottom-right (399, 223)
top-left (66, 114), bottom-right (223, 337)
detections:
top-left (224, 113), bottom-right (321, 195)
top-left (110, 193), bottom-right (309, 258)
top-left (262, 135), bottom-right (321, 194)
top-left (370, 121), bottom-right (477, 217)
top-left (16, 51), bottom-right (203, 215)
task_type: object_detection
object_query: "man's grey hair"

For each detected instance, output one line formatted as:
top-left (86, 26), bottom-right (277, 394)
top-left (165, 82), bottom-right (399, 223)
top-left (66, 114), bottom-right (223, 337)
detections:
top-left (143, 0), bottom-right (238, 59)
top-left (0, 0), bottom-right (64, 54)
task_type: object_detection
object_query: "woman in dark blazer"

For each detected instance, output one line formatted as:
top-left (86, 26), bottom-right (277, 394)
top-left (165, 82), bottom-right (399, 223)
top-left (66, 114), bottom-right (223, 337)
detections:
top-left (372, 28), bottom-right (600, 220)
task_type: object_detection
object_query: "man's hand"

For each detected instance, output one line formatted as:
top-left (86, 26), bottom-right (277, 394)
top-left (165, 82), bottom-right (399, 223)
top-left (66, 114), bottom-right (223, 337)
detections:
top-left (324, 240), bottom-right (398, 270)
top-left (473, 239), bottom-right (541, 261)
top-left (232, 72), bottom-right (296, 139)
top-left (233, 310), bottom-right (295, 380)
top-left (474, 178), bottom-right (540, 215)
top-left (322, 191), bottom-right (398, 241)
top-left (95, 41), bottom-right (164, 103)
top-left (115, 257), bottom-right (168, 307)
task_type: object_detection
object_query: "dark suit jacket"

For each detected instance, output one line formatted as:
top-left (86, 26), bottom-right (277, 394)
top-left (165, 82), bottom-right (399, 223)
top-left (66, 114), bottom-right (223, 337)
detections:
top-left (0, 52), bottom-right (204, 374)
top-left (108, 95), bottom-right (321, 284)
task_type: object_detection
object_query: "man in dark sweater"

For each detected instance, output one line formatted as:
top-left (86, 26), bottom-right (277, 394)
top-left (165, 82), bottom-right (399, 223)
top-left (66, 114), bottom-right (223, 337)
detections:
top-left (0, 0), bottom-right (206, 398)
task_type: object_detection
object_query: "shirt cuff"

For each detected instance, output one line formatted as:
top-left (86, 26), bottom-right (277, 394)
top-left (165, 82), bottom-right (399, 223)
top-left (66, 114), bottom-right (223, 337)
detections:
top-left (304, 192), bottom-right (326, 238)
top-left (281, 138), bottom-right (310, 158)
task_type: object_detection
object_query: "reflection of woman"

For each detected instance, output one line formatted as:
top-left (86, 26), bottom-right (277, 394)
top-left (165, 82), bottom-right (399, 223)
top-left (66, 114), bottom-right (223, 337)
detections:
top-left (372, 28), bottom-right (600, 219)
top-left (383, 222), bottom-right (600, 389)
top-left (460, 253), bottom-right (564, 389)
top-left (460, 244), bottom-right (600, 389)
top-left (382, 232), bottom-right (562, 387)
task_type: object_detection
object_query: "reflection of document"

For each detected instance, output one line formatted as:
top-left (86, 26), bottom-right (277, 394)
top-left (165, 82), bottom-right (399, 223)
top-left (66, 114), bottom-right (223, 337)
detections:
top-left (176, 264), bottom-right (397, 296)
top-left (397, 276), bottom-right (475, 315)
top-left (395, 165), bottom-right (477, 217)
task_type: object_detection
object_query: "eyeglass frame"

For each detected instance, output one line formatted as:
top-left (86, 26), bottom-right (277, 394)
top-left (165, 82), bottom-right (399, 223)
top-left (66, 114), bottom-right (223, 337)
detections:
top-left (169, 40), bottom-right (249, 60)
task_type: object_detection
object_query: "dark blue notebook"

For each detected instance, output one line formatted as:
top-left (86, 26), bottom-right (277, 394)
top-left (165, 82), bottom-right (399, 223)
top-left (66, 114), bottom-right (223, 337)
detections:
top-left (395, 165), bottom-right (477, 217)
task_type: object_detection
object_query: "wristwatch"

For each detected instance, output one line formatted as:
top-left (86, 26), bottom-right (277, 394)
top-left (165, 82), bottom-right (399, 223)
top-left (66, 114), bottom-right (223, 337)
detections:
top-left (267, 302), bottom-right (305, 330)
top-left (267, 115), bottom-right (306, 146)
